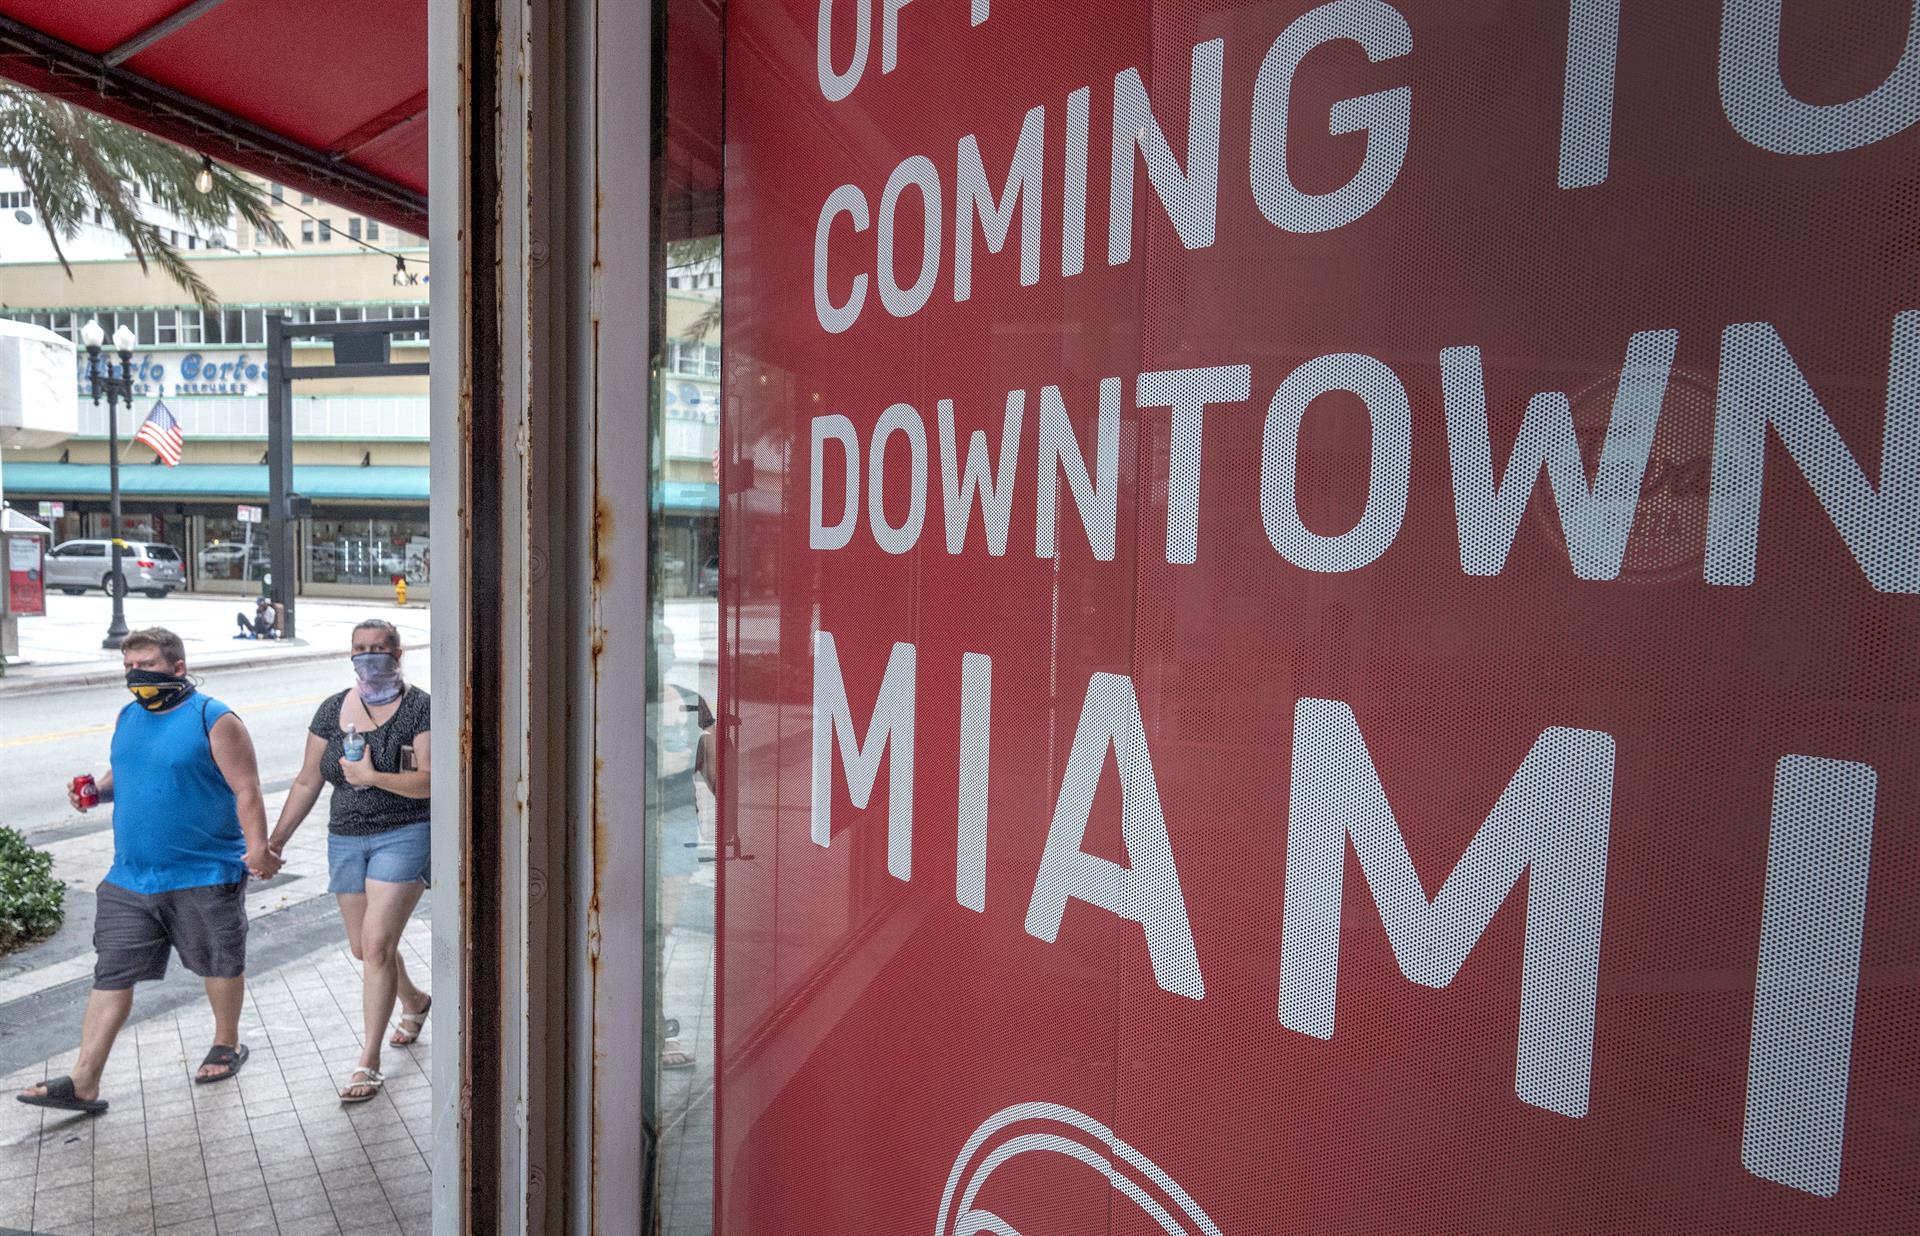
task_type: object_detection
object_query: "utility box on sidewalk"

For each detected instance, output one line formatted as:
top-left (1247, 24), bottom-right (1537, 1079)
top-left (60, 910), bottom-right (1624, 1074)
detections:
top-left (7, 515), bottom-right (49, 615)
top-left (1, 506), bottom-right (54, 662)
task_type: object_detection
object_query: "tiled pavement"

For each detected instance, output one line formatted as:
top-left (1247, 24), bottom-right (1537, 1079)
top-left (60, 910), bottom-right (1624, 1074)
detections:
top-left (654, 882), bottom-right (714, 1236)
top-left (0, 917), bottom-right (434, 1236)
top-left (654, 777), bottom-right (716, 1236)
top-left (656, 603), bottom-right (718, 1236)
top-left (0, 595), bottom-right (720, 1234)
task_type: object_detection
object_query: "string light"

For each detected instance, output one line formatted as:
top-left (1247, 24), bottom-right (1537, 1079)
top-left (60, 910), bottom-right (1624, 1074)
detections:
top-left (271, 192), bottom-right (428, 272)
top-left (165, 163), bottom-right (429, 271)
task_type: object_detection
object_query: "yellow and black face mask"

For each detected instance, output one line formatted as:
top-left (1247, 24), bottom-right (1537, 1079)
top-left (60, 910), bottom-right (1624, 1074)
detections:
top-left (126, 669), bottom-right (195, 712)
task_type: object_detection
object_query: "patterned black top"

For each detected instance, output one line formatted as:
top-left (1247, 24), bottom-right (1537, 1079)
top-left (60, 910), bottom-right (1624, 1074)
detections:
top-left (308, 686), bottom-right (432, 835)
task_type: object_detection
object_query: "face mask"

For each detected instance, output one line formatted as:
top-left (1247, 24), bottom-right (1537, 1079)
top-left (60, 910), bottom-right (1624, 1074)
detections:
top-left (126, 668), bottom-right (195, 712)
top-left (352, 651), bottom-right (404, 705)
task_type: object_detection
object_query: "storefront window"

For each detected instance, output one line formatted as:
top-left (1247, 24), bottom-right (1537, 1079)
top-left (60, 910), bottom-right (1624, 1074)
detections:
top-left (660, 2), bottom-right (1920, 1234)
top-left (84, 508), bottom-right (172, 548)
top-left (305, 515), bottom-right (429, 587)
top-left (649, 258), bottom-right (721, 1224)
top-left (650, 2), bottom-right (723, 1225)
top-left (199, 515), bottom-right (272, 583)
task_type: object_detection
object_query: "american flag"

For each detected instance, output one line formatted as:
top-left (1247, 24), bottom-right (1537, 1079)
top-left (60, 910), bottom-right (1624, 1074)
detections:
top-left (133, 400), bottom-right (184, 466)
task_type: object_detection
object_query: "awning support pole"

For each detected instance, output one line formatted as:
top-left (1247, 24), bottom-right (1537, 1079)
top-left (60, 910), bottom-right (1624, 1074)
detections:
top-left (103, 0), bottom-right (232, 68)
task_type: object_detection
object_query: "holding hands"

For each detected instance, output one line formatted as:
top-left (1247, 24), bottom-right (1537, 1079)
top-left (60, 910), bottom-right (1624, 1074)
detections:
top-left (246, 846), bottom-right (284, 880)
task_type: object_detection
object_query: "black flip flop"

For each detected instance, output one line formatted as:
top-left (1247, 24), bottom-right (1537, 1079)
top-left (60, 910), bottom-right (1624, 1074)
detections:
top-left (16, 1076), bottom-right (108, 1115)
top-left (195, 1043), bottom-right (249, 1085)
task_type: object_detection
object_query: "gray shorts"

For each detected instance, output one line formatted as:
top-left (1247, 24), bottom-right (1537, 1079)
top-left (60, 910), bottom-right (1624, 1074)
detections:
top-left (93, 880), bottom-right (248, 990)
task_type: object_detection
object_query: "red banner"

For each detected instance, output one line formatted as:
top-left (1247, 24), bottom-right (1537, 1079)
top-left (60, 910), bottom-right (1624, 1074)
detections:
top-left (722, 2), bottom-right (1920, 1231)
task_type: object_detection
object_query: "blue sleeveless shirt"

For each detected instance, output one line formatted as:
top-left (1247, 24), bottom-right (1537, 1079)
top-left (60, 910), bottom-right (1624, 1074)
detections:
top-left (106, 693), bottom-right (246, 893)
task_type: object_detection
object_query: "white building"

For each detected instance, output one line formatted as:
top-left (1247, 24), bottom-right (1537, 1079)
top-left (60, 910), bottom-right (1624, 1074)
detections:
top-left (0, 166), bottom-right (232, 265)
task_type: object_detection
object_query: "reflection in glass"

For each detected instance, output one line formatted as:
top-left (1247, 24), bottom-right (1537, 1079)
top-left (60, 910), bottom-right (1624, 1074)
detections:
top-left (649, 223), bottom-right (721, 1233)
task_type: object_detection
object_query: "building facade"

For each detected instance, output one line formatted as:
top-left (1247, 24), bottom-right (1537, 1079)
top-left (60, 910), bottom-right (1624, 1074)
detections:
top-left (659, 282), bottom-right (720, 596)
top-left (0, 244), bottom-right (434, 597)
top-left (0, 165), bottom-right (225, 264)
top-left (1, 182), bottom-right (720, 600)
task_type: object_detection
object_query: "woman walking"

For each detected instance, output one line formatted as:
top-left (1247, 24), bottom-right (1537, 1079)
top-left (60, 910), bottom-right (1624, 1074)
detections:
top-left (269, 619), bottom-right (432, 1102)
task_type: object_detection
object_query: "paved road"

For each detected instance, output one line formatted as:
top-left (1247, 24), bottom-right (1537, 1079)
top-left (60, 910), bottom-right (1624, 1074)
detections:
top-left (0, 652), bottom-right (435, 839)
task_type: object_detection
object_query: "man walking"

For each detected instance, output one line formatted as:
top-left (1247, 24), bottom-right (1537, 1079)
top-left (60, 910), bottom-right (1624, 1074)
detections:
top-left (17, 628), bottom-right (278, 1115)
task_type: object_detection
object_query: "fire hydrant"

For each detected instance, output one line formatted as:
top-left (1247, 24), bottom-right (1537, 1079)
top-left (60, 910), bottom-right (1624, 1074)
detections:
top-left (394, 574), bottom-right (408, 606)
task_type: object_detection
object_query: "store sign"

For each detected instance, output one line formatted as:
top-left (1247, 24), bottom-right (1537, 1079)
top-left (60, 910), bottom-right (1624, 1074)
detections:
top-left (666, 378), bottom-right (720, 423)
top-left (236, 504), bottom-right (263, 524)
top-left (73, 350), bottom-right (263, 398)
top-left (724, 2), bottom-right (1920, 1233)
top-left (36, 501), bottom-right (62, 519)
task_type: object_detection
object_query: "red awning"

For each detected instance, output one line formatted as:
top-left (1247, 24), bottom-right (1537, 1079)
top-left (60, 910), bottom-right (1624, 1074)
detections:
top-left (0, 0), bottom-right (426, 234)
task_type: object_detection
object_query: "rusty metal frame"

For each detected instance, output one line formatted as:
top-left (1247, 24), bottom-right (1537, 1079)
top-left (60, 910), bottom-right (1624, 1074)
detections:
top-left (583, 0), bottom-right (657, 1229)
top-left (432, 0), bottom-right (654, 1230)
top-left (430, 0), bottom-right (491, 1228)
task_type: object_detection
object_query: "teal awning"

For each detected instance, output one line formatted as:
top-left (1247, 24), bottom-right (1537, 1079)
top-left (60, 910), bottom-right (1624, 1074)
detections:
top-left (660, 480), bottom-right (718, 512)
top-left (0, 462), bottom-right (430, 502)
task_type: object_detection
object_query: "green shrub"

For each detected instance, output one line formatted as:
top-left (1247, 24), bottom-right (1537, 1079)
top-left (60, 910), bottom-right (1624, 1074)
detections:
top-left (0, 826), bottom-right (64, 954)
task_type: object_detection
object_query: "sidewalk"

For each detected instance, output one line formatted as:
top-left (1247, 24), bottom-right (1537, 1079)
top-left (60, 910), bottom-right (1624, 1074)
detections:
top-left (1, 595), bottom-right (430, 697)
top-left (0, 784), bottom-right (341, 1012)
top-left (0, 920), bottom-right (435, 1236)
top-left (0, 782), bottom-right (434, 1235)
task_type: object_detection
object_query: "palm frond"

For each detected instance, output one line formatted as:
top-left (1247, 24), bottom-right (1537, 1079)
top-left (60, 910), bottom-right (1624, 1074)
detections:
top-left (0, 88), bottom-right (289, 308)
top-left (668, 233), bottom-right (722, 270)
top-left (684, 300), bottom-right (722, 343)
top-left (131, 221), bottom-right (216, 309)
top-left (669, 232), bottom-right (723, 341)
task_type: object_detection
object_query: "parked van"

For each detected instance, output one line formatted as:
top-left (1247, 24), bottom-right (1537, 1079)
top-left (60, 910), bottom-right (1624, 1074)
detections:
top-left (44, 539), bottom-right (186, 598)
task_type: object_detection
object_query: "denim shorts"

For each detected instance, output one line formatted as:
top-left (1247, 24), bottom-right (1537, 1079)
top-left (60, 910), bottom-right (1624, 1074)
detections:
top-left (328, 821), bottom-right (431, 893)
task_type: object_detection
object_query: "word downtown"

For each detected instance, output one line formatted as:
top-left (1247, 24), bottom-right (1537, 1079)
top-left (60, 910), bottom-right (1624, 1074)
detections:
top-left (809, 310), bottom-right (1920, 595)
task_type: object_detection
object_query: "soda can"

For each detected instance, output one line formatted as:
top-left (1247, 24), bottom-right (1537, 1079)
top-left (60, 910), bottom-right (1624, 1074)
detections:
top-left (72, 773), bottom-right (99, 811)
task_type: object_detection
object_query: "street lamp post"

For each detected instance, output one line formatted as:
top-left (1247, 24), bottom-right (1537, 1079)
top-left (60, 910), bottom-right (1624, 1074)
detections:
top-left (81, 319), bottom-right (138, 650)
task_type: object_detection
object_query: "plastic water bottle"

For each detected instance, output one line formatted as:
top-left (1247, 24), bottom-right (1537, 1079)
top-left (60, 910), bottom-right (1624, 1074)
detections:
top-left (342, 723), bottom-right (366, 789)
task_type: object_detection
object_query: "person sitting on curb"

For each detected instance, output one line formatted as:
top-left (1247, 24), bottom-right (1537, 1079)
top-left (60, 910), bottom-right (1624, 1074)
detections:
top-left (235, 596), bottom-right (280, 640)
top-left (16, 627), bottom-right (279, 1116)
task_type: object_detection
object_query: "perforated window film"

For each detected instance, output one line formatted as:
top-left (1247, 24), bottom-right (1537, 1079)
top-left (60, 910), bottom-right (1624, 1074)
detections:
top-left (714, 3), bottom-right (1920, 1232)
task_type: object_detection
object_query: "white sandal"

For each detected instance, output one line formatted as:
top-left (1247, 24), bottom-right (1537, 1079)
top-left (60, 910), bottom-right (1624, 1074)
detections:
top-left (339, 1067), bottom-right (385, 1104)
top-left (390, 995), bottom-right (432, 1046)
